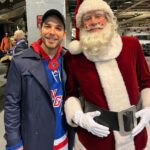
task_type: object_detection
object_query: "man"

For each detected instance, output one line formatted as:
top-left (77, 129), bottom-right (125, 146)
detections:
top-left (13, 29), bottom-right (28, 54)
top-left (4, 9), bottom-right (68, 150)
top-left (64, 0), bottom-right (150, 150)
top-left (0, 32), bottom-right (10, 53)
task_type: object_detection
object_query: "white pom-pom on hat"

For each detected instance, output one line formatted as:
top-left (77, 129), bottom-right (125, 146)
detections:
top-left (67, 40), bottom-right (82, 55)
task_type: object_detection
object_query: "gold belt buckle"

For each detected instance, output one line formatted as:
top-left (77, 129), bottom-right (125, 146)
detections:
top-left (118, 105), bottom-right (137, 136)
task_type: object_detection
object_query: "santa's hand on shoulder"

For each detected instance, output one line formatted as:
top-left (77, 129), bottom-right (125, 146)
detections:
top-left (132, 107), bottom-right (150, 137)
top-left (72, 110), bottom-right (110, 138)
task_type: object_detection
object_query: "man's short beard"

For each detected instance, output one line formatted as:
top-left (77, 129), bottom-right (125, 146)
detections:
top-left (80, 23), bottom-right (115, 55)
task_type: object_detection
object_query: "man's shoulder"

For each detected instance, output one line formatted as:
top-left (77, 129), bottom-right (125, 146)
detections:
top-left (13, 47), bottom-right (38, 61)
top-left (13, 48), bottom-right (31, 57)
top-left (11, 48), bottom-right (40, 70)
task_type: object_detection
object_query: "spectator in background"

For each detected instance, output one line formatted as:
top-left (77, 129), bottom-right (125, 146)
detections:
top-left (0, 36), bottom-right (16, 62)
top-left (0, 36), bottom-right (17, 78)
top-left (0, 32), bottom-right (10, 53)
top-left (8, 36), bottom-right (16, 56)
top-left (0, 31), bottom-right (28, 78)
top-left (13, 29), bottom-right (28, 53)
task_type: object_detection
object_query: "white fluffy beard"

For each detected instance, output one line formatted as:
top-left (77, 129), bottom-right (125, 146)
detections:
top-left (80, 23), bottom-right (116, 60)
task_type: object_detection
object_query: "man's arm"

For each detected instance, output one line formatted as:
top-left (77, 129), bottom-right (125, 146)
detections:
top-left (4, 58), bottom-right (22, 147)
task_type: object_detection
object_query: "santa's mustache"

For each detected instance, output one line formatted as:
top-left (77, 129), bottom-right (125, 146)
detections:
top-left (85, 24), bottom-right (104, 31)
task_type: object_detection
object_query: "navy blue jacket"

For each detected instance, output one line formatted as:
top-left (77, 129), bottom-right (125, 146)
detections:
top-left (4, 47), bottom-right (68, 150)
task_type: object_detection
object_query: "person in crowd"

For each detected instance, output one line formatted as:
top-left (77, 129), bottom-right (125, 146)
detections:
top-left (0, 36), bottom-right (16, 63)
top-left (0, 36), bottom-right (17, 78)
top-left (8, 36), bottom-right (17, 56)
top-left (4, 9), bottom-right (69, 150)
top-left (0, 29), bottom-right (28, 63)
top-left (0, 32), bottom-right (10, 53)
top-left (13, 29), bottom-right (28, 54)
top-left (64, 0), bottom-right (150, 150)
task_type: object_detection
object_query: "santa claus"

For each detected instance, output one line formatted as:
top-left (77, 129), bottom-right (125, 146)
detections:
top-left (64, 0), bottom-right (150, 149)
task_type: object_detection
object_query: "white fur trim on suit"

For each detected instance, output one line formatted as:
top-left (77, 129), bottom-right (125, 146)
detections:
top-left (141, 88), bottom-right (150, 108)
top-left (76, 0), bottom-right (114, 28)
top-left (95, 60), bottom-right (135, 150)
top-left (64, 97), bottom-right (82, 127)
top-left (95, 60), bottom-right (130, 111)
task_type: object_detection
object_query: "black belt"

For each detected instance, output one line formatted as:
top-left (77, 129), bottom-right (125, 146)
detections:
top-left (83, 100), bottom-right (141, 136)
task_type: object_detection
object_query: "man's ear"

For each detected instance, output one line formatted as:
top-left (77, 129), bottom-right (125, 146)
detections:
top-left (38, 24), bottom-right (42, 33)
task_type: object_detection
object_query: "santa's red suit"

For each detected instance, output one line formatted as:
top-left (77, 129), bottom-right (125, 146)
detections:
top-left (64, 34), bottom-right (150, 150)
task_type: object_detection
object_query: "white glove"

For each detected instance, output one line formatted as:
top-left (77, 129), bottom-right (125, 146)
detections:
top-left (132, 107), bottom-right (150, 137)
top-left (72, 110), bottom-right (110, 138)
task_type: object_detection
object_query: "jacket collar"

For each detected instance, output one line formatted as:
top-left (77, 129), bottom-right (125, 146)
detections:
top-left (20, 47), bottom-right (41, 60)
top-left (20, 45), bottom-right (67, 100)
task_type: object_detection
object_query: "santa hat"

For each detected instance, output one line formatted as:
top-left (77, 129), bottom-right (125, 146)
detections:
top-left (76, 0), bottom-right (115, 28)
top-left (68, 0), bottom-right (117, 55)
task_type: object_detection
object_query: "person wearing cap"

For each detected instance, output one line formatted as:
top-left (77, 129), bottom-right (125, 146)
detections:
top-left (64, 0), bottom-right (150, 150)
top-left (4, 9), bottom-right (69, 150)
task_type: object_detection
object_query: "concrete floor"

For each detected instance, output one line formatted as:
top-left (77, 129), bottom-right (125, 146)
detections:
top-left (0, 110), bottom-right (6, 150)
top-left (0, 63), bottom-right (7, 150)
top-left (0, 77), bottom-right (6, 150)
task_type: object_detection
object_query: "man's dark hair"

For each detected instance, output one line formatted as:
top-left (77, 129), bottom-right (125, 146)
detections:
top-left (41, 9), bottom-right (66, 30)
